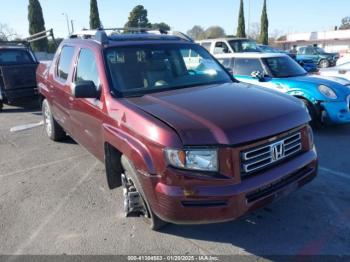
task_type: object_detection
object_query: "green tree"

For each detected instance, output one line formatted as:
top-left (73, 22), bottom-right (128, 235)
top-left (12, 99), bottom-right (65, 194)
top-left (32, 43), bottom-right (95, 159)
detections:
top-left (48, 38), bottom-right (63, 53)
top-left (236, 0), bottom-right (246, 38)
top-left (28, 0), bottom-right (48, 52)
top-left (339, 17), bottom-right (350, 30)
top-left (125, 5), bottom-right (151, 28)
top-left (90, 0), bottom-right (102, 29)
top-left (259, 0), bottom-right (269, 45)
top-left (205, 26), bottom-right (226, 39)
top-left (151, 22), bottom-right (171, 31)
top-left (187, 25), bottom-right (206, 40)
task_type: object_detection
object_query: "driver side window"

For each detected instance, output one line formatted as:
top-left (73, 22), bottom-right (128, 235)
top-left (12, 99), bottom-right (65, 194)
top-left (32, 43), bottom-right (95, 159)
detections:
top-left (305, 47), bottom-right (315, 55)
top-left (214, 42), bottom-right (231, 54)
top-left (75, 48), bottom-right (100, 88)
top-left (233, 58), bottom-right (264, 76)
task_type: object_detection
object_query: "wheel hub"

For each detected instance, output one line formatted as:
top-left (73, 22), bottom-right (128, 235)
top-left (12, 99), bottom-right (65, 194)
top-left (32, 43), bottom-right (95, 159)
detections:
top-left (44, 104), bottom-right (52, 136)
top-left (121, 173), bottom-right (147, 217)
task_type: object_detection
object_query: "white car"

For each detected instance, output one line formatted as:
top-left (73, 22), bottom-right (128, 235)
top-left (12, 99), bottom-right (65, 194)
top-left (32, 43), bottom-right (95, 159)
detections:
top-left (319, 62), bottom-right (350, 81)
top-left (196, 38), bottom-right (260, 56)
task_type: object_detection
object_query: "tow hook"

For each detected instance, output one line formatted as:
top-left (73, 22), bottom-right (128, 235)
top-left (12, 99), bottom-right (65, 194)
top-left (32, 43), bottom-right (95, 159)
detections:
top-left (121, 173), bottom-right (147, 217)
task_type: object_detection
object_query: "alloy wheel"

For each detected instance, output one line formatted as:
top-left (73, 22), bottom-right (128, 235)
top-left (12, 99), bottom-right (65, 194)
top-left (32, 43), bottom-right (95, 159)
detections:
top-left (44, 103), bottom-right (52, 137)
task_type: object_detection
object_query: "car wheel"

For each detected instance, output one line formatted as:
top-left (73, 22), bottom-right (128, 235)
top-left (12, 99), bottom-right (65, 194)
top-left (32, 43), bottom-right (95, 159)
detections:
top-left (0, 100), bottom-right (3, 112)
top-left (319, 59), bottom-right (330, 68)
top-left (302, 99), bottom-right (322, 128)
top-left (42, 99), bottom-right (66, 141)
top-left (121, 155), bottom-right (167, 231)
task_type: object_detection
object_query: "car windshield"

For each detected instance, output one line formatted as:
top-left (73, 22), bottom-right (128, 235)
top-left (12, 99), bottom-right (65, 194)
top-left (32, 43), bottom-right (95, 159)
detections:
top-left (105, 43), bottom-right (232, 97)
top-left (259, 45), bottom-right (277, 53)
top-left (0, 49), bottom-right (34, 64)
top-left (229, 40), bottom-right (260, 52)
top-left (263, 56), bottom-right (307, 78)
top-left (316, 47), bottom-right (326, 54)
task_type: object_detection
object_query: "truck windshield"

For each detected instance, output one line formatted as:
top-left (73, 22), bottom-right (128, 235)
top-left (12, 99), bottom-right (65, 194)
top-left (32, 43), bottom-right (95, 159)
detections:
top-left (105, 43), bottom-right (232, 97)
top-left (263, 56), bottom-right (307, 78)
top-left (0, 49), bottom-right (34, 65)
top-left (229, 40), bottom-right (260, 52)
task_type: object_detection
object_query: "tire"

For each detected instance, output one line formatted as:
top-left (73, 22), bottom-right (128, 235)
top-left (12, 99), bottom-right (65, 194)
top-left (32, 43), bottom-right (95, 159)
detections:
top-left (319, 59), bottom-right (330, 68)
top-left (121, 155), bottom-right (167, 231)
top-left (0, 100), bottom-right (3, 112)
top-left (42, 99), bottom-right (66, 141)
top-left (301, 99), bottom-right (322, 128)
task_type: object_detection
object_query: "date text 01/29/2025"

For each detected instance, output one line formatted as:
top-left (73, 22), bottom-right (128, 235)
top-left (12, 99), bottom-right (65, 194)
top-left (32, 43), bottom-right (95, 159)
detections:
top-left (127, 255), bottom-right (219, 261)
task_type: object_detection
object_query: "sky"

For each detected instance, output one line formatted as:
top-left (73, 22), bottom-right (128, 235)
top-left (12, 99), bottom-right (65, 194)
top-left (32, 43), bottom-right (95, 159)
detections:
top-left (1, 0), bottom-right (350, 39)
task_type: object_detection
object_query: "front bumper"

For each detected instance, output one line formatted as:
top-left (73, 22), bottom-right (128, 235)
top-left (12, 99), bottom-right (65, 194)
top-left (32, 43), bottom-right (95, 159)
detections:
top-left (147, 149), bottom-right (317, 224)
top-left (321, 100), bottom-right (350, 124)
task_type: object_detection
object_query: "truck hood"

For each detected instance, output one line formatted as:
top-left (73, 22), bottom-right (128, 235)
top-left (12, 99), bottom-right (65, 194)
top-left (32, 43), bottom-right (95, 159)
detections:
top-left (126, 83), bottom-right (309, 146)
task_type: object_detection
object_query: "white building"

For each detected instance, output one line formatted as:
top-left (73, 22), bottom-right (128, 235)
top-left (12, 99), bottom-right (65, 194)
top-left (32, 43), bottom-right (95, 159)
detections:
top-left (277, 29), bottom-right (350, 54)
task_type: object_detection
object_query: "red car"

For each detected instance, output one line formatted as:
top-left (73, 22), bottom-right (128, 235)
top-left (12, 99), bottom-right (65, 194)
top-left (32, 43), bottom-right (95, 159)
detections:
top-left (36, 29), bottom-right (318, 230)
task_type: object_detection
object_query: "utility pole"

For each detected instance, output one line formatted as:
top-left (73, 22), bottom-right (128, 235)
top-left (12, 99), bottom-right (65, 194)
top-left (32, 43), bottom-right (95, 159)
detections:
top-left (62, 13), bottom-right (71, 35)
top-left (71, 20), bottom-right (75, 33)
top-left (248, 0), bottom-right (251, 36)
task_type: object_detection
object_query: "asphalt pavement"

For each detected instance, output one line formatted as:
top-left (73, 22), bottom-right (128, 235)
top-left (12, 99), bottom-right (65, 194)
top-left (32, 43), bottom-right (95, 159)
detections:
top-left (0, 102), bottom-right (349, 257)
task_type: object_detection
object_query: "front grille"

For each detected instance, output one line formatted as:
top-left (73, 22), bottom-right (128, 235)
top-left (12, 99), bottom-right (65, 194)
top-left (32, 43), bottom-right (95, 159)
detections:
top-left (241, 132), bottom-right (302, 176)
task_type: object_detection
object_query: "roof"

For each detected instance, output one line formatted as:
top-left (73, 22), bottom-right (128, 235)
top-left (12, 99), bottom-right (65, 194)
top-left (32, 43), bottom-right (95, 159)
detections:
top-left (197, 38), bottom-right (250, 42)
top-left (69, 28), bottom-right (193, 46)
top-left (220, 52), bottom-right (288, 58)
top-left (0, 41), bottom-right (30, 49)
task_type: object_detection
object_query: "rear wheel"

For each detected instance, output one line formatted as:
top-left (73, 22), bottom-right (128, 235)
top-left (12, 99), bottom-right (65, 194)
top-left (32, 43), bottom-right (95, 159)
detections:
top-left (42, 99), bottom-right (66, 141)
top-left (0, 99), bottom-right (3, 112)
top-left (301, 99), bottom-right (322, 128)
top-left (319, 59), bottom-right (330, 68)
top-left (121, 155), bottom-right (167, 231)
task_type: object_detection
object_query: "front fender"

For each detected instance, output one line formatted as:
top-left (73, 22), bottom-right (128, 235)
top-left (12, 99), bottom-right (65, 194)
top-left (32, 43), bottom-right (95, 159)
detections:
top-left (286, 89), bottom-right (319, 104)
top-left (103, 123), bottom-right (156, 175)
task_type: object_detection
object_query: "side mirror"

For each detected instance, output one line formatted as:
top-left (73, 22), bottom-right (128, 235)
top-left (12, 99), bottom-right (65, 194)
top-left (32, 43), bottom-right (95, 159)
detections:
top-left (251, 71), bottom-right (264, 81)
top-left (71, 80), bottom-right (99, 99)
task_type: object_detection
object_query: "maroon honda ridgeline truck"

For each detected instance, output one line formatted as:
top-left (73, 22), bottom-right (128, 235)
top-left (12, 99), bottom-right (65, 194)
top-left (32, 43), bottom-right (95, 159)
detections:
top-left (36, 29), bottom-right (317, 230)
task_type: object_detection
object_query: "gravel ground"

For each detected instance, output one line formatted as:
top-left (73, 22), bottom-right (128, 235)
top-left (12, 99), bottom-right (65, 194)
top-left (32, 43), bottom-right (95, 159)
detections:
top-left (0, 102), bottom-right (349, 258)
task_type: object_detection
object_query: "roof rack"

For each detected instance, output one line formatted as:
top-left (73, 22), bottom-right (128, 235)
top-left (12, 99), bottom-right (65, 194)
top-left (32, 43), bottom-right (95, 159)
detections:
top-left (25, 29), bottom-right (57, 46)
top-left (0, 29), bottom-right (58, 49)
top-left (69, 27), bottom-right (193, 44)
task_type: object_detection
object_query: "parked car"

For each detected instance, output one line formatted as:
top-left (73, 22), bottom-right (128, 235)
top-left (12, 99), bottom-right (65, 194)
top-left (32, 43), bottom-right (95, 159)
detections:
top-left (257, 44), bottom-right (318, 73)
top-left (0, 41), bottom-right (39, 111)
top-left (197, 38), bottom-right (260, 54)
top-left (297, 45), bottom-right (339, 68)
top-left (217, 53), bottom-right (350, 126)
top-left (318, 62), bottom-right (350, 81)
top-left (37, 29), bottom-right (317, 230)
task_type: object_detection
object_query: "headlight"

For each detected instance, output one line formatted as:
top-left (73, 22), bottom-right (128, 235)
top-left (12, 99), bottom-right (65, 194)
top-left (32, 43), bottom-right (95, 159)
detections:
top-left (164, 148), bottom-right (218, 172)
top-left (318, 85), bottom-right (337, 99)
top-left (307, 124), bottom-right (314, 149)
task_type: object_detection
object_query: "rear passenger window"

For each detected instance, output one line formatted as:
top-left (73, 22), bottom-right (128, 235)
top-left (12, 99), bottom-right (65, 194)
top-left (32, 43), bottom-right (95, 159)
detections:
top-left (234, 58), bottom-right (264, 76)
top-left (57, 46), bottom-right (75, 80)
top-left (75, 49), bottom-right (100, 87)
